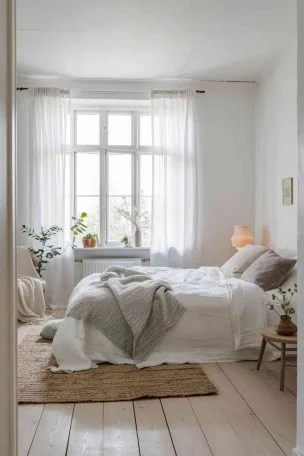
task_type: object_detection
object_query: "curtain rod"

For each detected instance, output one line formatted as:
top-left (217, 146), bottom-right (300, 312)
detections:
top-left (17, 87), bottom-right (206, 93)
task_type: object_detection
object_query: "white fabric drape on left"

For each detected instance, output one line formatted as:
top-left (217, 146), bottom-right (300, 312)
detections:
top-left (151, 89), bottom-right (201, 267)
top-left (17, 88), bottom-right (73, 308)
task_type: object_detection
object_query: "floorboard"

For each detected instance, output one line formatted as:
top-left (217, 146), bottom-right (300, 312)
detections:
top-left (66, 403), bottom-right (104, 456)
top-left (219, 361), bottom-right (296, 455)
top-left (28, 404), bottom-right (74, 456)
top-left (134, 399), bottom-right (176, 456)
top-left (190, 364), bottom-right (285, 456)
top-left (18, 405), bottom-right (44, 456)
top-left (102, 401), bottom-right (140, 456)
top-left (161, 397), bottom-right (212, 456)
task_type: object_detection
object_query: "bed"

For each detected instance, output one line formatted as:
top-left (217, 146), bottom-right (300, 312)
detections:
top-left (52, 264), bottom-right (281, 373)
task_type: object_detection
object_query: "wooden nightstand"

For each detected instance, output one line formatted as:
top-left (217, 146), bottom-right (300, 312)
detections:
top-left (256, 327), bottom-right (297, 391)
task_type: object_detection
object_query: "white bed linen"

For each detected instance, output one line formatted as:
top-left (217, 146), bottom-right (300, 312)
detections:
top-left (52, 266), bottom-right (276, 372)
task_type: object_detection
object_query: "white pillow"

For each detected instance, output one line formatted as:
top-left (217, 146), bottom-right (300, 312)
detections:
top-left (40, 319), bottom-right (63, 340)
top-left (221, 245), bottom-right (269, 277)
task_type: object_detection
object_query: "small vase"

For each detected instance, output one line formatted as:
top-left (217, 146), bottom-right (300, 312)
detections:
top-left (135, 228), bottom-right (141, 247)
top-left (276, 315), bottom-right (297, 336)
top-left (90, 238), bottom-right (97, 248)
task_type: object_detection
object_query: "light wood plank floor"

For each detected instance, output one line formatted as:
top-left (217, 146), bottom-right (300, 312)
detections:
top-left (18, 324), bottom-right (297, 456)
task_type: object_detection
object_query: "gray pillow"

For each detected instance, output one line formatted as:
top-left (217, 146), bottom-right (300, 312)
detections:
top-left (40, 319), bottom-right (63, 340)
top-left (241, 250), bottom-right (297, 291)
top-left (221, 245), bottom-right (269, 277)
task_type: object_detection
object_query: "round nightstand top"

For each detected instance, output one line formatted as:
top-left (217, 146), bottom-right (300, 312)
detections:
top-left (260, 327), bottom-right (297, 344)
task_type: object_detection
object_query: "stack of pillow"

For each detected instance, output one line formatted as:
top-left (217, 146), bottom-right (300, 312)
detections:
top-left (221, 245), bottom-right (297, 291)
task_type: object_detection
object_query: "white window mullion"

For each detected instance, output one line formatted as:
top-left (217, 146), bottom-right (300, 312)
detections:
top-left (132, 112), bottom-right (139, 245)
top-left (72, 110), bottom-right (77, 219)
top-left (100, 110), bottom-right (107, 246)
top-left (132, 110), bottom-right (138, 208)
top-left (73, 109), bottom-right (77, 146)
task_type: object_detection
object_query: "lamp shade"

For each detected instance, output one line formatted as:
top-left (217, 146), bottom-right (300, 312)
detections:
top-left (231, 225), bottom-right (254, 250)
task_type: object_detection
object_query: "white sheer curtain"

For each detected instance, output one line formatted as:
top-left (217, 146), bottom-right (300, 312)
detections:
top-left (17, 88), bottom-right (74, 308)
top-left (151, 89), bottom-right (200, 267)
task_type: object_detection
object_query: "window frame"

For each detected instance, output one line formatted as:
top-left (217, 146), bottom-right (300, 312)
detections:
top-left (72, 106), bottom-right (152, 247)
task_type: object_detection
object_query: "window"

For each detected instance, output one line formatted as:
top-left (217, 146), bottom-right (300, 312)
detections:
top-left (73, 109), bottom-right (152, 247)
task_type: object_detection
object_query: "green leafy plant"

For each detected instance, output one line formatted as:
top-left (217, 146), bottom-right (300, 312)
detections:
top-left (82, 232), bottom-right (98, 240)
top-left (121, 235), bottom-right (131, 247)
top-left (21, 224), bottom-right (63, 277)
top-left (71, 212), bottom-right (88, 248)
top-left (267, 283), bottom-right (297, 317)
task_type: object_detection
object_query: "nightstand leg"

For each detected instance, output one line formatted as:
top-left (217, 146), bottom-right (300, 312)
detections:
top-left (257, 337), bottom-right (267, 370)
top-left (280, 343), bottom-right (286, 391)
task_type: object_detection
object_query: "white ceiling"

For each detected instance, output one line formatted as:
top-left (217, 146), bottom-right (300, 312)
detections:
top-left (16, 0), bottom-right (296, 82)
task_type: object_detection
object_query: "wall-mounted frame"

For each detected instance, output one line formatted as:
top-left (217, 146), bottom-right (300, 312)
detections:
top-left (282, 177), bottom-right (293, 205)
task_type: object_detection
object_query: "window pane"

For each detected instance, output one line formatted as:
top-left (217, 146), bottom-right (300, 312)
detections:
top-left (140, 155), bottom-right (152, 196)
top-left (76, 196), bottom-right (100, 243)
top-left (76, 153), bottom-right (100, 195)
top-left (108, 154), bottom-right (131, 196)
top-left (76, 113), bottom-right (100, 145)
top-left (139, 196), bottom-right (152, 246)
top-left (66, 113), bottom-right (71, 145)
top-left (108, 113), bottom-right (132, 146)
top-left (140, 114), bottom-right (152, 146)
top-left (108, 196), bottom-right (132, 243)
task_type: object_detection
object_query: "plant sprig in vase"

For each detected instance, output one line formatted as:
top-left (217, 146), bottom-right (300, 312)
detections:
top-left (267, 284), bottom-right (298, 335)
top-left (115, 197), bottom-right (150, 247)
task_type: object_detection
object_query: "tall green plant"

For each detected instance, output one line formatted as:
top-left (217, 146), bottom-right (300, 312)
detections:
top-left (71, 212), bottom-right (88, 248)
top-left (21, 225), bottom-right (63, 277)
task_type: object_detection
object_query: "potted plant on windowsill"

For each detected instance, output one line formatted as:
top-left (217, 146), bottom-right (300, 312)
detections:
top-left (267, 284), bottom-right (298, 336)
top-left (82, 233), bottom-right (98, 248)
top-left (71, 212), bottom-right (88, 248)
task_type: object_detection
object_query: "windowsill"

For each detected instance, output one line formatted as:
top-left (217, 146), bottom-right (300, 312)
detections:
top-left (74, 246), bottom-right (150, 261)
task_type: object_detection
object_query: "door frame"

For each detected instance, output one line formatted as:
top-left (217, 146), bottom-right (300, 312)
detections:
top-left (294, 2), bottom-right (304, 455)
top-left (0, 0), bottom-right (17, 454)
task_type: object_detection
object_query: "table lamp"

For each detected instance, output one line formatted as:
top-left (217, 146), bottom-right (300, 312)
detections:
top-left (231, 225), bottom-right (254, 250)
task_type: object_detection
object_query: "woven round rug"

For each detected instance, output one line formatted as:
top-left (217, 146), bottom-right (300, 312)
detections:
top-left (18, 335), bottom-right (217, 403)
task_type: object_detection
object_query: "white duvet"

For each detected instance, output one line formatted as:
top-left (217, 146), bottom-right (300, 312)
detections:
top-left (52, 266), bottom-right (276, 372)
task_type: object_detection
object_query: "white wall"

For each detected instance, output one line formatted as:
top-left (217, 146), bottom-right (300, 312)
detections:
top-left (255, 43), bottom-right (298, 251)
top-left (196, 83), bottom-right (256, 265)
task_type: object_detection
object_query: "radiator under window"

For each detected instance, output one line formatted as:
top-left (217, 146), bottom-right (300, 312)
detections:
top-left (82, 257), bottom-right (144, 277)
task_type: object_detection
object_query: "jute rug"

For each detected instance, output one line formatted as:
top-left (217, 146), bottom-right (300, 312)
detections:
top-left (18, 335), bottom-right (217, 403)
top-left (18, 308), bottom-right (66, 326)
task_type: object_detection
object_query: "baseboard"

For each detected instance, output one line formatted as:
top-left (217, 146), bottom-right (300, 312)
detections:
top-left (292, 448), bottom-right (304, 456)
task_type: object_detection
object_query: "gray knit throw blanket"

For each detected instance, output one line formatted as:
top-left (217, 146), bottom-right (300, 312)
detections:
top-left (67, 266), bottom-right (185, 363)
